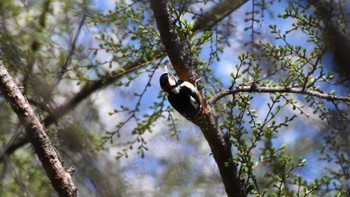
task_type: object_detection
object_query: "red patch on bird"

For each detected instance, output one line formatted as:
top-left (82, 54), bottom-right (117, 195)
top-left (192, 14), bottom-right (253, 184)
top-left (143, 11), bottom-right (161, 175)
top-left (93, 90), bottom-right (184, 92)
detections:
top-left (161, 82), bottom-right (171, 92)
top-left (201, 101), bottom-right (209, 114)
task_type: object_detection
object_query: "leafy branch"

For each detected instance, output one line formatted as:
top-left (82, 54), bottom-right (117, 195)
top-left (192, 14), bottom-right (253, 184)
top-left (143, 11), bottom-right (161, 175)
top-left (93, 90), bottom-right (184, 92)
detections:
top-left (1, 51), bottom-right (165, 161)
top-left (150, 0), bottom-right (246, 196)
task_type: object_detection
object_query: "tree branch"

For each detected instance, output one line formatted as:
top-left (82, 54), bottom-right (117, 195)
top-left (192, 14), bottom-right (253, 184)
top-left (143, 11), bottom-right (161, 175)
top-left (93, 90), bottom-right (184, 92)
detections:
top-left (150, 1), bottom-right (245, 196)
top-left (209, 85), bottom-right (350, 105)
top-left (0, 59), bottom-right (78, 197)
top-left (193, 0), bottom-right (248, 32)
top-left (150, 0), bottom-right (196, 82)
top-left (44, 54), bottom-right (163, 126)
top-left (0, 53), bottom-right (164, 161)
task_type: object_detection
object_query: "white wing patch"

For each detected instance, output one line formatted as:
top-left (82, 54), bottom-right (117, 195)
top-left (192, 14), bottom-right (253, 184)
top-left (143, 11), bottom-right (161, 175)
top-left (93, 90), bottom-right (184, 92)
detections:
top-left (189, 95), bottom-right (199, 110)
top-left (181, 81), bottom-right (197, 92)
top-left (180, 81), bottom-right (201, 110)
top-left (170, 85), bottom-right (181, 94)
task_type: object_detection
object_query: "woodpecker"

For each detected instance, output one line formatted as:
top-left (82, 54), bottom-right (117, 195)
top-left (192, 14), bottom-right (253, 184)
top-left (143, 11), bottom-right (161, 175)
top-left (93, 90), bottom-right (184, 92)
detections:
top-left (159, 70), bottom-right (209, 121)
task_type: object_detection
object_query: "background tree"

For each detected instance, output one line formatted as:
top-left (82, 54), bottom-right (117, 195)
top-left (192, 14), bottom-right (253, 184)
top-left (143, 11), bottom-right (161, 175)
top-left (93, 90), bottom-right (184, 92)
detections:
top-left (0, 0), bottom-right (349, 196)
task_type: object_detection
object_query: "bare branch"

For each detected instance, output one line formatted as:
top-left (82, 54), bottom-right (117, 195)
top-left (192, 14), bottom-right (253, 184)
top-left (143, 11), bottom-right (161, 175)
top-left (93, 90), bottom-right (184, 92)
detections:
top-left (193, 0), bottom-right (248, 32)
top-left (0, 59), bottom-right (78, 197)
top-left (209, 85), bottom-right (350, 105)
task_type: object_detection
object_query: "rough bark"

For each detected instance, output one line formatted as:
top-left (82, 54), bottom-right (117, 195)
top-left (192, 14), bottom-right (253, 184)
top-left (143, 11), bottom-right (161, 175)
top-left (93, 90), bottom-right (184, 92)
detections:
top-left (150, 0), bottom-right (196, 83)
top-left (150, 1), bottom-right (246, 196)
top-left (0, 59), bottom-right (78, 197)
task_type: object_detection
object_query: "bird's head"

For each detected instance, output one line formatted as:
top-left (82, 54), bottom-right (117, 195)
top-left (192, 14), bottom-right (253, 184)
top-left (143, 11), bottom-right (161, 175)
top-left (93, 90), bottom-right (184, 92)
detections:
top-left (160, 72), bottom-right (178, 92)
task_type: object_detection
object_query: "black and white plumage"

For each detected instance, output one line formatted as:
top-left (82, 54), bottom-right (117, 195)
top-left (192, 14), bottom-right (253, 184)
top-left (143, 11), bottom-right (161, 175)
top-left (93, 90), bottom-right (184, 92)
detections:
top-left (160, 71), bottom-right (208, 120)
